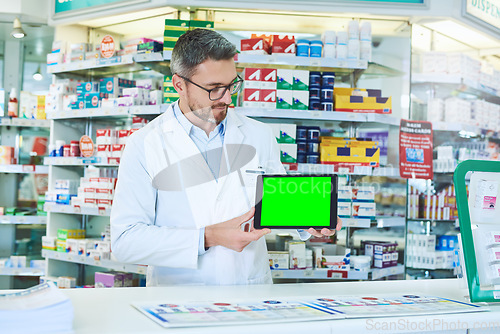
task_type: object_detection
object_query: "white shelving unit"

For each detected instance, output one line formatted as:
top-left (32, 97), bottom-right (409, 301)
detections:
top-left (0, 118), bottom-right (50, 127)
top-left (44, 203), bottom-right (111, 216)
top-left (42, 250), bottom-right (147, 275)
top-left (0, 165), bottom-right (49, 174)
top-left (412, 73), bottom-right (500, 98)
top-left (0, 267), bottom-right (45, 276)
top-left (47, 54), bottom-right (135, 74)
top-left (44, 156), bottom-right (119, 167)
top-left (271, 264), bottom-right (404, 280)
top-left (0, 216), bottom-right (47, 225)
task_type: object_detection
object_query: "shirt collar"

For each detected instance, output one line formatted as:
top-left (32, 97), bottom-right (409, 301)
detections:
top-left (173, 102), bottom-right (227, 137)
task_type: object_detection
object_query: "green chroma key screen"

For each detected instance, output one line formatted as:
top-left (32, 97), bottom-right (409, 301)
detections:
top-left (254, 175), bottom-right (338, 229)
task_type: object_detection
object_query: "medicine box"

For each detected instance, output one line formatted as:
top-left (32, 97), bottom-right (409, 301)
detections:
top-left (268, 251), bottom-right (289, 270)
top-left (292, 91), bottom-right (309, 110)
top-left (338, 186), bottom-right (352, 201)
top-left (42, 236), bottom-right (57, 251)
top-left (279, 124), bottom-right (296, 144)
top-left (261, 68), bottom-right (277, 89)
top-left (280, 143), bottom-right (297, 163)
top-left (95, 271), bottom-right (124, 288)
top-left (352, 186), bottom-right (375, 201)
top-left (242, 88), bottom-right (260, 108)
top-left (352, 202), bottom-right (376, 218)
top-left (260, 89), bottom-right (277, 109)
top-left (288, 242), bottom-right (306, 269)
top-left (337, 202), bottom-right (352, 217)
top-left (243, 68), bottom-right (262, 89)
top-left (277, 69), bottom-right (293, 90)
top-left (292, 70), bottom-right (309, 91)
top-left (240, 38), bottom-right (271, 55)
top-left (276, 90), bottom-right (293, 109)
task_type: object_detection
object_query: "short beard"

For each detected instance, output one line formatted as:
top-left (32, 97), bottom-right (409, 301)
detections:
top-left (188, 102), bottom-right (228, 125)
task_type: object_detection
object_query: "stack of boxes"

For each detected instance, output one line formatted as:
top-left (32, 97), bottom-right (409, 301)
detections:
top-left (296, 125), bottom-right (321, 164)
top-left (95, 271), bottom-right (133, 288)
top-left (407, 184), bottom-right (459, 220)
top-left (163, 75), bottom-right (179, 104)
top-left (241, 68), bottom-right (277, 109)
top-left (240, 34), bottom-right (295, 56)
top-left (362, 241), bottom-right (398, 268)
top-left (406, 234), bottom-right (458, 270)
top-left (45, 79), bottom-right (80, 116)
top-left (71, 176), bottom-right (117, 210)
top-left (337, 186), bottom-right (376, 221)
top-left (333, 88), bottom-right (392, 114)
top-left (309, 71), bottom-right (335, 111)
top-left (270, 123), bottom-right (297, 163)
top-left (164, 19), bottom-right (214, 51)
top-left (43, 179), bottom-right (79, 207)
top-left (319, 137), bottom-right (380, 167)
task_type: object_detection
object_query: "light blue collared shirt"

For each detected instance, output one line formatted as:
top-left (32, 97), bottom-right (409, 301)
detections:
top-left (173, 104), bottom-right (228, 254)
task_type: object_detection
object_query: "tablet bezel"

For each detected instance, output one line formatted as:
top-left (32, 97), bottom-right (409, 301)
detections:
top-left (254, 174), bottom-right (338, 229)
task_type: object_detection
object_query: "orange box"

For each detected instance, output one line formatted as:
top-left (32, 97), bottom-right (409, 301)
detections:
top-left (0, 146), bottom-right (15, 164)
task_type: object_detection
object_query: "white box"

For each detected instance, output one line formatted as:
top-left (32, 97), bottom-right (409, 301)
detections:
top-left (280, 123), bottom-right (296, 143)
top-left (268, 251), bottom-right (289, 270)
top-left (337, 201), bottom-right (352, 216)
top-left (337, 186), bottom-right (352, 200)
top-left (292, 70), bottom-right (309, 90)
top-left (288, 242), bottom-right (306, 269)
top-left (279, 143), bottom-right (297, 163)
top-left (292, 90), bottom-right (309, 109)
top-left (65, 238), bottom-right (79, 254)
top-left (352, 202), bottom-right (376, 218)
top-left (276, 90), bottom-right (293, 109)
top-left (277, 69), bottom-right (293, 90)
top-left (78, 239), bottom-right (96, 256)
top-left (353, 186), bottom-right (375, 201)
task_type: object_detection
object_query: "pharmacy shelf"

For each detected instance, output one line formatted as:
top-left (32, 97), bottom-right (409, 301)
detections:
top-left (44, 203), bottom-right (111, 216)
top-left (0, 117), bottom-right (50, 127)
top-left (236, 107), bottom-right (400, 125)
top-left (48, 104), bottom-right (166, 120)
top-left (341, 217), bottom-right (372, 228)
top-left (42, 250), bottom-right (147, 275)
top-left (412, 73), bottom-right (500, 100)
top-left (271, 264), bottom-right (404, 280)
top-left (44, 156), bottom-right (119, 167)
top-left (0, 267), bottom-right (44, 276)
top-left (375, 217), bottom-right (406, 228)
top-left (0, 165), bottom-right (49, 174)
top-left (47, 55), bottom-right (134, 74)
top-left (407, 218), bottom-right (457, 223)
top-left (0, 215), bottom-right (47, 225)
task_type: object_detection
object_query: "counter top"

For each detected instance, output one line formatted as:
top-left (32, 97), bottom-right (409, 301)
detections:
top-left (61, 279), bottom-right (500, 334)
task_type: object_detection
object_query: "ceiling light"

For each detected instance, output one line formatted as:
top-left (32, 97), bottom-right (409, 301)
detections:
top-left (11, 17), bottom-right (27, 39)
top-left (33, 65), bottom-right (43, 81)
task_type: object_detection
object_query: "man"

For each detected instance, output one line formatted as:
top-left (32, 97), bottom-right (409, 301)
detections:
top-left (111, 28), bottom-right (340, 286)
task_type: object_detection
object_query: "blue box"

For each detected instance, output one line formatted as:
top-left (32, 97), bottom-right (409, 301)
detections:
top-left (85, 93), bottom-right (101, 109)
top-left (56, 194), bottom-right (76, 205)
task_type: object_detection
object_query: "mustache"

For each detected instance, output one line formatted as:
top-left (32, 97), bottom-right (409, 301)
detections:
top-left (212, 103), bottom-right (228, 109)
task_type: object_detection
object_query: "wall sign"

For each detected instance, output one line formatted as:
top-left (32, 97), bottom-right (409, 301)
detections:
top-left (466, 0), bottom-right (500, 30)
top-left (399, 119), bottom-right (433, 179)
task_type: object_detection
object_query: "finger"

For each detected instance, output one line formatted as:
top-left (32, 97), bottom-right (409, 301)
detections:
top-left (307, 228), bottom-right (323, 238)
top-left (241, 207), bottom-right (255, 223)
top-left (248, 228), bottom-right (271, 241)
top-left (336, 217), bottom-right (343, 231)
top-left (320, 228), bottom-right (335, 237)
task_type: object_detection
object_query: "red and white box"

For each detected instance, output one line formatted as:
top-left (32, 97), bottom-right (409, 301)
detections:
top-left (261, 68), bottom-right (277, 89)
top-left (97, 199), bottom-right (113, 209)
top-left (260, 89), bottom-right (277, 109)
top-left (96, 188), bottom-right (114, 200)
top-left (111, 144), bottom-right (125, 158)
top-left (96, 129), bottom-right (116, 145)
top-left (98, 177), bottom-right (117, 190)
top-left (242, 88), bottom-right (261, 108)
top-left (240, 38), bottom-right (270, 55)
top-left (243, 68), bottom-right (262, 89)
top-left (84, 198), bottom-right (97, 207)
top-left (96, 145), bottom-right (110, 159)
top-left (272, 35), bottom-right (296, 56)
top-left (116, 129), bottom-right (130, 145)
top-left (79, 187), bottom-right (96, 200)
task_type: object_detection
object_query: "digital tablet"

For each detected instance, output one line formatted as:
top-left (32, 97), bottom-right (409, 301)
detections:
top-left (254, 174), bottom-right (338, 229)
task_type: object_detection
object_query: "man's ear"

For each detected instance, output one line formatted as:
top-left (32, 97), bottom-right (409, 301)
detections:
top-left (172, 74), bottom-right (185, 94)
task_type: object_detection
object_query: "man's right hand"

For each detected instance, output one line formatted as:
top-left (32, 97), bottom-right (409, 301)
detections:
top-left (205, 207), bottom-right (271, 252)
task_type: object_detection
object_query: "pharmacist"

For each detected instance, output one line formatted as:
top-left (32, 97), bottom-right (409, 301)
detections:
top-left (111, 29), bottom-right (341, 286)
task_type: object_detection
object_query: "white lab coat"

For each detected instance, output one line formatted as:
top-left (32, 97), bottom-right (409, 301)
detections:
top-left (110, 102), bottom-right (285, 286)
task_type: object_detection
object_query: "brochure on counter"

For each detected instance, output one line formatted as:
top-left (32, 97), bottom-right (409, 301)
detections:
top-left (133, 294), bottom-right (487, 328)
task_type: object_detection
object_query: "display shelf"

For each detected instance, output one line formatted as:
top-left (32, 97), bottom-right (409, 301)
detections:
top-left (341, 217), bottom-right (372, 228)
top-left (0, 117), bottom-right (50, 127)
top-left (0, 165), bottom-right (49, 174)
top-left (44, 156), bottom-right (119, 166)
top-left (375, 216), bottom-right (406, 228)
top-left (0, 215), bottom-right (47, 225)
top-left (46, 55), bottom-right (147, 76)
top-left (42, 250), bottom-right (147, 275)
top-left (371, 167), bottom-right (400, 177)
top-left (48, 104), bottom-right (166, 120)
top-left (44, 203), bottom-right (111, 216)
top-left (271, 264), bottom-right (404, 280)
top-left (0, 267), bottom-right (44, 276)
top-left (412, 73), bottom-right (500, 100)
top-left (236, 107), bottom-right (400, 125)
top-left (407, 218), bottom-right (458, 223)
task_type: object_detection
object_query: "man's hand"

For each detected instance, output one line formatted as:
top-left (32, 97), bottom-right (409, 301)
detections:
top-left (307, 216), bottom-right (343, 238)
top-left (205, 208), bottom-right (271, 252)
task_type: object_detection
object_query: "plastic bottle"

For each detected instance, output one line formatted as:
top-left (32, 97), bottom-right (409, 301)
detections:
top-left (8, 88), bottom-right (18, 117)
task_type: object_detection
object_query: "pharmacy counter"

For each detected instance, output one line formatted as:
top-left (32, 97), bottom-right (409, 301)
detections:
top-left (62, 279), bottom-right (500, 334)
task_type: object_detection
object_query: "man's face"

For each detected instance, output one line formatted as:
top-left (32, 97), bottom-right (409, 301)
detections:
top-left (182, 58), bottom-right (237, 125)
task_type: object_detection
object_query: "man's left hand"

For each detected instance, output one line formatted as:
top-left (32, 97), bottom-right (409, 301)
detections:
top-left (307, 216), bottom-right (342, 238)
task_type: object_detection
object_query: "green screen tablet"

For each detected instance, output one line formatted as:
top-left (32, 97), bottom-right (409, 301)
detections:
top-left (254, 175), bottom-right (338, 229)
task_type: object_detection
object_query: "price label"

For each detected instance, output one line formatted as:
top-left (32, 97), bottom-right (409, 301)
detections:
top-left (72, 110), bottom-right (78, 117)
top-left (338, 60), bottom-right (347, 68)
top-left (103, 109), bottom-right (111, 115)
top-left (272, 271), bottom-right (284, 278)
top-left (22, 165), bottom-right (35, 173)
top-left (74, 206), bottom-right (81, 214)
top-left (94, 260), bottom-right (101, 266)
top-left (16, 217), bottom-right (26, 223)
top-left (98, 207), bottom-right (106, 216)
top-left (329, 272), bottom-right (343, 279)
top-left (267, 56), bottom-right (277, 63)
top-left (137, 266), bottom-right (147, 274)
top-left (304, 269), bottom-right (314, 277)
top-left (309, 59), bottom-right (321, 66)
top-left (310, 110), bottom-right (321, 117)
top-left (338, 167), bottom-right (350, 174)
top-left (67, 255), bottom-right (73, 261)
top-left (100, 35), bottom-right (115, 58)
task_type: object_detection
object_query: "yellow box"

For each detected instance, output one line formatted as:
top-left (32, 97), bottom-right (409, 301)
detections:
top-left (334, 87), bottom-right (391, 114)
top-left (320, 142), bottom-right (380, 167)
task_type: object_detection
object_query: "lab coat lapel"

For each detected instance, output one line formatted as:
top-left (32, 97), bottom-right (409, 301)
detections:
top-left (161, 103), bottom-right (214, 188)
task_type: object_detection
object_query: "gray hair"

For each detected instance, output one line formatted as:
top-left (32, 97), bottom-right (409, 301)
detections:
top-left (170, 28), bottom-right (238, 78)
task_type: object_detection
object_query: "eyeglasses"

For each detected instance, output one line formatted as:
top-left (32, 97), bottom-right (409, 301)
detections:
top-left (177, 74), bottom-right (243, 101)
